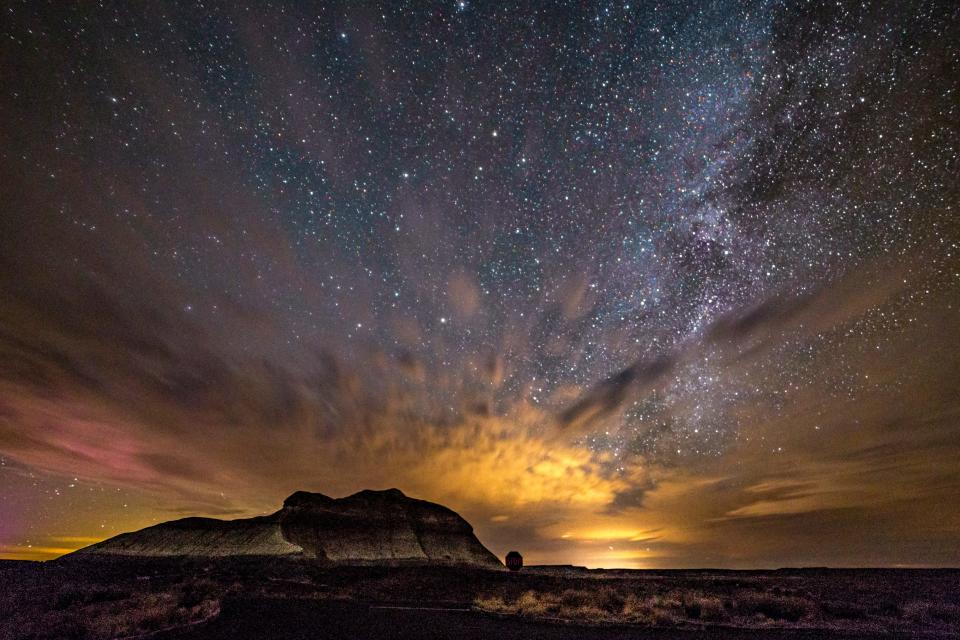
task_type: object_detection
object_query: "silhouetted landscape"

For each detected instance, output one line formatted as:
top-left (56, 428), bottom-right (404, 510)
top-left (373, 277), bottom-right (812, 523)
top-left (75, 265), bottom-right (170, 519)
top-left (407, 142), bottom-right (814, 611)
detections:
top-left (3, 558), bottom-right (959, 638)
top-left (2, 490), bottom-right (958, 638)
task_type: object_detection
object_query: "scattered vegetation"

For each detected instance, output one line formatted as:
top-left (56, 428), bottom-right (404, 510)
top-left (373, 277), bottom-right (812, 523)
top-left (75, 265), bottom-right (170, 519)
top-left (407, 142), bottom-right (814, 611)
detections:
top-left (0, 562), bottom-right (223, 639)
top-left (1, 559), bottom-right (958, 638)
top-left (37, 592), bottom-right (219, 640)
top-left (475, 588), bottom-right (781, 626)
top-left (474, 573), bottom-right (960, 633)
top-left (902, 601), bottom-right (960, 625)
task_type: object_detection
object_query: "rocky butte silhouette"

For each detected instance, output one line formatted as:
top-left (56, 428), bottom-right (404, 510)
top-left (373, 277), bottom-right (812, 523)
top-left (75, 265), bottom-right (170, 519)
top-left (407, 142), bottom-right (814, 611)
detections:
top-left (71, 489), bottom-right (503, 568)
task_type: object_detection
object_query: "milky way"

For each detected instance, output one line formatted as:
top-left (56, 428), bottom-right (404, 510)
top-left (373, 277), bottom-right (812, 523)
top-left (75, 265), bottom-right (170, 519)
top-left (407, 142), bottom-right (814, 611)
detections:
top-left (1, 1), bottom-right (958, 567)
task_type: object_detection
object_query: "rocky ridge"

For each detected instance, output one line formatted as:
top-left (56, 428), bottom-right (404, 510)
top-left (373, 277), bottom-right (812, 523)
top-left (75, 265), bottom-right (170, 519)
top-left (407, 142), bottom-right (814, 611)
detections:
top-left (73, 488), bottom-right (502, 568)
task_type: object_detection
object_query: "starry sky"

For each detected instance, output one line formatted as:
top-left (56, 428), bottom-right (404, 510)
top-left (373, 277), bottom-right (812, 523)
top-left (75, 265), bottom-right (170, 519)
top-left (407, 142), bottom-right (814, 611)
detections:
top-left (1, 0), bottom-right (958, 568)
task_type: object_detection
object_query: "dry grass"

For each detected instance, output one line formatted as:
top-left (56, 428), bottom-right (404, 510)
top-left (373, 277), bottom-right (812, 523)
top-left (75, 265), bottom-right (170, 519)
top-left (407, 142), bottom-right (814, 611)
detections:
top-left (2, 574), bottom-right (222, 639)
top-left (476, 587), bottom-right (823, 628)
top-left (475, 588), bottom-right (621, 621)
top-left (902, 601), bottom-right (960, 625)
top-left (474, 582), bottom-right (960, 633)
top-left (3, 560), bottom-right (958, 637)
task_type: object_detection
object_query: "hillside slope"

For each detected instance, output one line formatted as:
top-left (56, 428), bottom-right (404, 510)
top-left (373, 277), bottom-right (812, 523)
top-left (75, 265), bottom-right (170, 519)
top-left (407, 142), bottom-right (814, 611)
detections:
top-left (72, 488), bottom-right (502, 568)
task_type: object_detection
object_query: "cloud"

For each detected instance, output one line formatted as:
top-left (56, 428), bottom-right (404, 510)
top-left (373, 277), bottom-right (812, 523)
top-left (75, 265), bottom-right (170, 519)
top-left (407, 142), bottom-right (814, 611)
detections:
top-left (557, 355), bottom-right (676, 433)
top-left (556, 256), bottom-right (918, 437)
top-left (1, 240), bottom-right (956, 568)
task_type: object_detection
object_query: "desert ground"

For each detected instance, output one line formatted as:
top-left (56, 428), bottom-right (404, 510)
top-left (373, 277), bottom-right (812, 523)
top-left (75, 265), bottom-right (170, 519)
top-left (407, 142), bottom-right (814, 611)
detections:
top-left (1, 557), bottom-right (958, 639)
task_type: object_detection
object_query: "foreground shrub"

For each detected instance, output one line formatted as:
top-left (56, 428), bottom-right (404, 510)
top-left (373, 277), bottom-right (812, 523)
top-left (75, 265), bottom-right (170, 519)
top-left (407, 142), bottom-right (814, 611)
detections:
top-left (622, 593), bottom-right (682, 626)
top-left (734, 592), bottom-right (813, 622)
top-left (682, 594), bottom-right (727, 621)
top-left (903, 601), bottom-right (960, 625)
top-left (594, 587), bottom-right (626, 613)
top-left (515, 590), bottom-right (550, 616)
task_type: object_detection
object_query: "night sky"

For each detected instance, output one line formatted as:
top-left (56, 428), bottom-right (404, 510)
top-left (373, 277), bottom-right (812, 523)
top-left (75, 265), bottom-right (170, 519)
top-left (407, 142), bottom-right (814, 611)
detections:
top-left (1, 0), bottom-right (958, 568)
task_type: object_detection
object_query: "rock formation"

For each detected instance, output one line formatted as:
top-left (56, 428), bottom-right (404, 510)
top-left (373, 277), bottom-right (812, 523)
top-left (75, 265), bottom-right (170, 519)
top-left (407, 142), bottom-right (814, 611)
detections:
top-left (72, 488), bottom-right (502, 568)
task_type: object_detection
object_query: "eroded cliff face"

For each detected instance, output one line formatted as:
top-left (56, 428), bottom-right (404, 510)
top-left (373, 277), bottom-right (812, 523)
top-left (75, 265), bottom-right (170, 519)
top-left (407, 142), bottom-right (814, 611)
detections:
top-left (73, 489), bottom-right (502, 568)
top-left (278, 489), bottom-right (501, 566)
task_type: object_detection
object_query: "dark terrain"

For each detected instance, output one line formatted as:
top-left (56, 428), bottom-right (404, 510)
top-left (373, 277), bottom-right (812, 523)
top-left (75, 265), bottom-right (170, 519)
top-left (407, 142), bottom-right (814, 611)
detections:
top-left (1, 557), bottom-right (958, 639)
